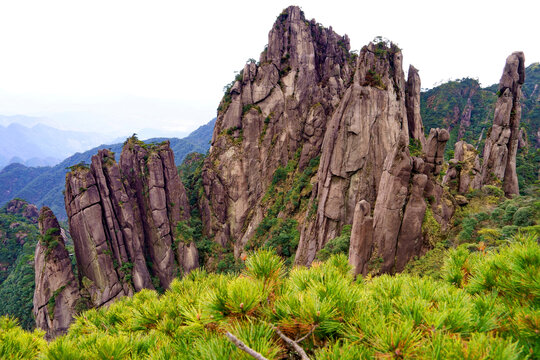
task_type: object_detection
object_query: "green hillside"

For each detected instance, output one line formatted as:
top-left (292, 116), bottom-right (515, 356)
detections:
top-left (0, 202), bottom-right (40, 330)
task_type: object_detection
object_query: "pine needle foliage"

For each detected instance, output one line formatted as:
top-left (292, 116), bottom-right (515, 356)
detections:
top-left (0, 241), bottom-right (537, 359)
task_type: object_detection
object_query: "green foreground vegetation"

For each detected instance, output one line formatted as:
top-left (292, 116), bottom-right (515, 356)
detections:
top-left (1, 232), bottom-right (538, 359)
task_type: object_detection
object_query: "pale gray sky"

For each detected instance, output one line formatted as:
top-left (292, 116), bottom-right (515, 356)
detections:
top-left (0, 0), bottom-right (538, 134)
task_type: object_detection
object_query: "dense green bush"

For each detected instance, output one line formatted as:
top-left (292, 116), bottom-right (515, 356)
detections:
top-left (1, 239), bottom-right (537, 358)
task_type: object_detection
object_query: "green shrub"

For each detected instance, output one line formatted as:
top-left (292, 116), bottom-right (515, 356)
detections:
top-left (317, 225), bottom-right (352, 261)
top-left (482, 185), bottom-right (504, 198)
top-left (503, 205), bottom-right (518, 222)
top-left (513, 207), bottom-right (534, 226)
top-left (2, 241), bottom-right (538, 358)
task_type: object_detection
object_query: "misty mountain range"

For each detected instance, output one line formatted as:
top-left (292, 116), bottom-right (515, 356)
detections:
top-left (0, 116), bottom-right (125, 169)
top-left (0, 115), bottom-right (195, 170)
top-left (0, 118), bottom-right (215, 219)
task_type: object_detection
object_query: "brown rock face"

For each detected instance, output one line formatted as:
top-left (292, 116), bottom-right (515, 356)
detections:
top-left (201, 6), bottom-right (353, 255)
top-left (200, 6), bottom-right (457, 272)
top-left (424, 128), bottom-right (450, 175)
top-left (295, 41), bottom-right (408, 265)
top-left (443, 141), bottom-right (480, 194)
top-left (406, 65), bottom-right (426, 149)
top-left (120, 140), bottom-right (197, 287)
top-left (475, 52), bottom-right (525, 195)
top-left (394, 172), bottom-right (428, 272)
top-left (33, 207), bottom-right (79, 339)
top-left (65, 141), bottom-right (197, 308)
top-left (371, 133), bottom-right (413, 273)
top-left (65, 155), bottom-right (133, 307)
top-left (348, 200), bottom-right (373, 276)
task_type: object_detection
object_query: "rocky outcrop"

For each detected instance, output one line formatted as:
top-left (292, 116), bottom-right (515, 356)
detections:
top-left (201, 6), bottom-right (354, 256)
top-left (120, 140), bottom-right (197, 287)
top-left (406, 65), bottom-right (426, 149)
top-left (443, 141), bottom-right (480, 194)
top-left (475, 52), bottom-right (525, 195)
top-left (348, 200), bottom-right (373, 276)
top-left (200, 6), bottom-right (455, 272)
top-left (295, 40), bottom-right (408, 265)
top-left (370, 133), bottom-right (425, 273)
top-left (424, 128), bottom-right (450, 175)
top-left (6, 199), bottom-right (38, 223)
top-left (65, 156), bottom-right (134, 307)
top-left (33, 207), bottom-right (79, 339)
top-left (64, 140), bottom-right (197, 308)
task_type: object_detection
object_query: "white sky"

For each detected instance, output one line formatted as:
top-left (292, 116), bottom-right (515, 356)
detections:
top-left (0, 0), bottom-right (538, 134)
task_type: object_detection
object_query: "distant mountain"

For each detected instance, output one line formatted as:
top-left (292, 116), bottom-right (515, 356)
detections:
top-left (0, 118), bottom-right (216, 219)
top-left (136, 128), bottom-right (189, 140)
top-left (0, 119), bottom-right (124, 169)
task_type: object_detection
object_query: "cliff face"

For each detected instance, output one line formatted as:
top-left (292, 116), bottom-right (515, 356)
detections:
top-left (201, 6), bottom-right (454, 272)
top-left (475, 52), bottom-right (525, 195)
top-left (201, 6), bottom-right (353, 256)
top-left (296, 41), bottom-right (408, 264)
top-left (64, 140), bottom-right (197, 308)
top-left (33, 207), bottom-right (79, 339)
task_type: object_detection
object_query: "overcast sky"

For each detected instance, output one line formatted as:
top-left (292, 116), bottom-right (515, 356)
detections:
top-left (0, 0), bottom-right (538, 135)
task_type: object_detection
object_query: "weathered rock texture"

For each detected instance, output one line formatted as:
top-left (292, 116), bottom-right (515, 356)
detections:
top-left (201, 6), bottom-right (354, 256)
top-left (406, 65), bottom-right (426, 149)
top-left (475, 52), bottom-right (525, 195)
top-left (424, 128), bottom-right (450, 175)
top-left (370, 133), bottom-right (429, 273)
top-left (33, 207), bottom-right (79, 339)
top-left (443, 141), bottom-right (480, 194)
top-left (348, 200), bottom-right (373, 276)
top-left (201, 6), bottom-right (455, 272)
top-left (120, 140), bottom-right (198, 287)
top-left (64, 140), bottom-right (197, 308)
top-left (295, 40), bottom-right (408, 265)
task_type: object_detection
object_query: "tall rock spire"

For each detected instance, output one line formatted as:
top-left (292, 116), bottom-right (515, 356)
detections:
top-left (406, 65), bottom-right (426, 149)
top-left (33, 207), bottom-right (79, 339)
top-left (475, 51), bottom-right (525, 195)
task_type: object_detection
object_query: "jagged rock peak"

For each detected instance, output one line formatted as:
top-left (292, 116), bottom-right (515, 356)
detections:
top-left (33, 207), bottom-right (79, 339)
top-left (499, 51), bottom-right (526, 94)
top-left (65, 154), bottom-right (134, 308)
top-left (203, 6), bottom-right (355, 257)
top-left (120, 138), bottom-right (198, 283)
top-left (475, 52), bottom-right (525, 195)
top-left (406, 65), bottom-right (426, 149)
top-left (263, 5), bottom-right (351, 81)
